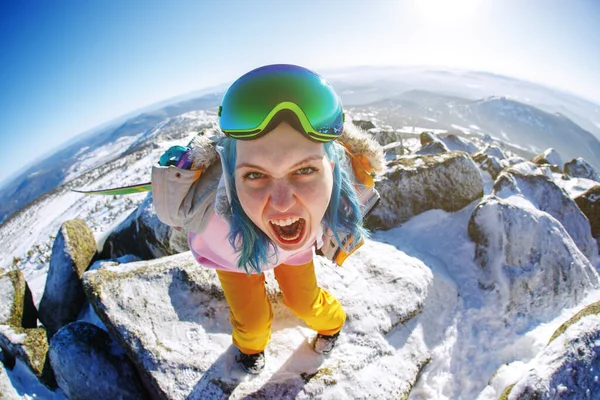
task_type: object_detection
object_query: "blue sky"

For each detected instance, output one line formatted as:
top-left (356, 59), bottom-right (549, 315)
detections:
top-left (1, 0), bottom-right (599, 185)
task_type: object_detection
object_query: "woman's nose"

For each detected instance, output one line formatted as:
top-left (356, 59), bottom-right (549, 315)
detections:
top-left (269, 180), bottom-right (295, 212)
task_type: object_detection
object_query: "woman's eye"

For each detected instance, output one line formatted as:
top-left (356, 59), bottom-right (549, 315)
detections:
top-left (295, 167), bottom-right (317, 175)
top-left (243, 172), bottom-right (265, 180)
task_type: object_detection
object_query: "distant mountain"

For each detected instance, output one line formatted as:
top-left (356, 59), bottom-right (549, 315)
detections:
top-left (328, 66), bottom-right (600, 141)
top-left (2, 66), bottom-right (600, 226)
top-left (356, 90), bottom-right (600, 170)
top-left (0, 94), bottom-right (222, 225)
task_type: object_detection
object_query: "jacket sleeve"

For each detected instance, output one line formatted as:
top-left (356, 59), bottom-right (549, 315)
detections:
top-left (151, 161), bottom-right (222, 234)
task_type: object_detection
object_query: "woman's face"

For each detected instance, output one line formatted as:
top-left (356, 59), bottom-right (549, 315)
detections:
top-left (235, 122), bottom-right (334, 251)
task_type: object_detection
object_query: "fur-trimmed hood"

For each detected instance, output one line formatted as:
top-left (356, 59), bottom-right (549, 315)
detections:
top-left (186, 122), bottom-right (386, 176)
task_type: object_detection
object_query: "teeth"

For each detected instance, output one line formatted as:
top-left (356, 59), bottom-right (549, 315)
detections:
top-left (271, 217), bottom-right (300, 227)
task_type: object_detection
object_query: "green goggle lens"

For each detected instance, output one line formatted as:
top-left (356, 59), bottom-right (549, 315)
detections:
top-left (218, 64), bottom-right (344, 142)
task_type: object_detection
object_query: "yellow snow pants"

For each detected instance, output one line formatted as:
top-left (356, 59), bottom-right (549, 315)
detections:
top-left (216, 260), bottom-right (346, 355)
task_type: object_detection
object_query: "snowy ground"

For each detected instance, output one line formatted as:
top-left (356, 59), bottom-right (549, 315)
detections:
top-left (2, 114), bottom-right (599, 399)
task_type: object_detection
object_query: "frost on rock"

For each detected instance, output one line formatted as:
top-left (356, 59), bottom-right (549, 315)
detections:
top-left (0, 360), bottom-right (21, 399)
top-left (39, 219), bottom-right (97, 336)
top-left (100, 193), bottom-right (189, 261)
top-left (0, 270), bottom-right (37, 329)
top-left (367, 151), bottom-right (483, 230)
top-left (0, 325), bottom-right (56, 389)
top-left (532, 148), bottom-right (564, 171)
top-left (440, 134), bottom-right (478, 154)
top-left (574, 184), bottom-right (600, 250)
top-left (564, 157), bottom-right (600, 182)
top-left (506, 312), bottom-right (600, 399)
top-left (81, 241), bottom-right (443, 400)
top-left (49, 321), bottom-right (147, 399)
top-left (493, 165), bottom-right (597, 260)
top-left (468, 196), bottom-right (600, 327)
top-left (416, 132), bottom-right (449, 155)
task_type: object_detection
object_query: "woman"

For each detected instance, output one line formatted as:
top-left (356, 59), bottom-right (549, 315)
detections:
top-left (152, 64), bottom-right (384, 374)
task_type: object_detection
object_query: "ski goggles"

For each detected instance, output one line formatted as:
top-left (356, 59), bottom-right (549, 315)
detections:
top-left (218, 64), bottom-right (345, 143)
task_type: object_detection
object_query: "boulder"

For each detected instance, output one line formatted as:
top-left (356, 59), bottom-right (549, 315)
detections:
top-left (468, 196), bottom-right (600, 327)
top-left (39, 219), bottom-right (97, 336)
top-left (367, 151), bottom-right (484, 230)
top-left (472, 144), bottom-right (507, 162)
top-left (372, 130), bottom-right (402, 147)
top-left (100, 193), bottom-right (189, 261)
top-left (416, 132), bottom-right (449, 155)
top-left (351, 120), bottom-right (376, 131)
top-left (440, 134), bottom-right (478, 154)
top-left (82, 240), bottom-right (452, 400)
top-left (532, 148), bottom-right (563, 171)
top-left (472, 144), bottom-right (510, 180)
top-left (504, 306), bottom-right (600, 398)
top-left (564, 157), bottom-right (600, 182)
top-left (574, 184), bottom-right (600, 246)
top-left (493, 164), bottom-right (597, 259)
top-left (0, 361), bottom-right (21, 399)
top-left (0, 325), bottom-right (55, 389)
top-left (49, 321), bottom-right (147, 399)
top-left (0, 270), bottom-right (37, 329)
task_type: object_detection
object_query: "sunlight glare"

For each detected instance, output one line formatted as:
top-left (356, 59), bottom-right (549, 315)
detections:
top-left (414, 0), bottom-right (481, 23)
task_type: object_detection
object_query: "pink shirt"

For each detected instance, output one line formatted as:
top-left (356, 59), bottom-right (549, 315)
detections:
top-left (188, 212), bottom-right (318, 274)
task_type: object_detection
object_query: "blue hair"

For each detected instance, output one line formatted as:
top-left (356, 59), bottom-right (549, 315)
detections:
top-left (219, 136), bottom-right (367, 275)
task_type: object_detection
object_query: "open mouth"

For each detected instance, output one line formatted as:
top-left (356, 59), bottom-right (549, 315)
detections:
top-left (269, 217), bottom-right (306, 244)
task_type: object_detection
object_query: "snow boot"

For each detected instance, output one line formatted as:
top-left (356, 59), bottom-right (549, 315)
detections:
top-left (312, 332), bottom-right (340, 355)
top-left (236, 351), bottom-right (265, 374)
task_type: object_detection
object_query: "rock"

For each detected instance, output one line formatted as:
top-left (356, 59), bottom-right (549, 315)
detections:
top-left (382, 142), bottom-right (406, 158)
top-left (493, 164), bottom-right (597, 260)
top-left (100, 193), bottom-right (189, 261)
top-left (372, 130), bottom-right (396, 146)
top-left (39, 219), bottom-right (97, 336)
top-left (81, 241), bottom-right (445, 400)
top-left (0, 270), bottom-right (37, 329)
top-left (532, 148), bottom-right (563, 171)
top-left (468, 196), bottom-right (600, 327)
top-left (416, 132), bottom-right (449, 155)
top-left (0, 325), bottom-right (55, 389)
top-left (574, 184), bottom-right (600, 247)
top-left (472, 144), bottom-right (507, 162)
top-left (440, 134), bottom-right (478, 154)
top-left (564, 157), bottom-right (600, 182)
top-left (352, 120), bottom-right (376, 131)
top-left (0, 360), bottom-right (21, 399)
top-left (506, 308), bottom-right (600, 398)
top-left (367, 151), bottom-right (484, 230)
top-left (472, 144), bottom-right (511, 179)
top-left (49, 321), bottom-right (147, 399)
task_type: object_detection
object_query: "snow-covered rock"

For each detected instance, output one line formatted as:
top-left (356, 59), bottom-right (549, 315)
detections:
top-left (416, 132), bottom-right (449, 155)
top-left (351, 119), bottom-right (376, 131)
top-left (0, 361), bottom-right (21, 399)
top-left (372, 130), bottom-right (403, 147)
top-left (49, 321), bottom-right (147, 399)
top-left (493, 164), bottom-right (597, 260)
top-left (472, 144), bottom-right (510, 179)
top-left (564, 157), bottom-right (600, 182)
top-left (473, 144), bottom-right (507, 161)
top-left (440, 134), bottom-right (478, 154)
top-left (504, 304), bottom-right (600, 398)
top-left (39, 219), bottom-right (97, 336)
top-left (468, 196), bottom-right (600, 328)
top-left (100, 193), bottom-right (188, 260)
top-left (367, 151), bottom-right (483, 230)
top-left (0, 270), bottom-right (37, 329)
top-left (81, 240), bottom-right (447, 399)
top-left (532, 148), bottom-right (564, 171)
top-left (574, 184), bottom-right (600, 247)
top-left (0, 325), bottom-right (55, 389)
